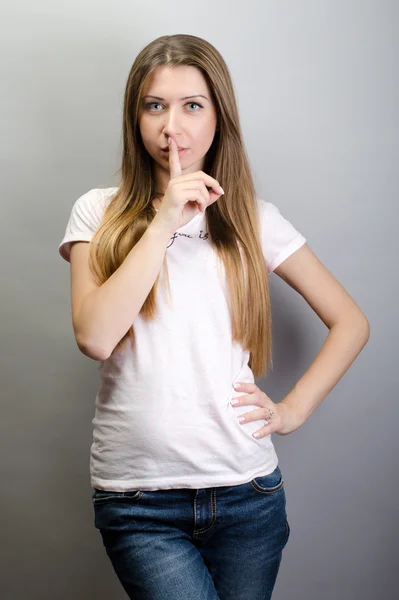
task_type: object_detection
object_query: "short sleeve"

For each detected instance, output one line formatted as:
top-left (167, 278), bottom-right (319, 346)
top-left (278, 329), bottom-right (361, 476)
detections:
top-left (258, 199), bottom-right (306, 273)
top-left (58, 188), bottom-right (111, 262)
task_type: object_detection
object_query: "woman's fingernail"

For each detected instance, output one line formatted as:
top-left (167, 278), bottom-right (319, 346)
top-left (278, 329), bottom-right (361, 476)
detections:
top-left (168, 137), bottom-right (171, 145)
top-left (233, 383), bottom-right (241, 389)
top-left (219, 186), bottom-right (224, 194)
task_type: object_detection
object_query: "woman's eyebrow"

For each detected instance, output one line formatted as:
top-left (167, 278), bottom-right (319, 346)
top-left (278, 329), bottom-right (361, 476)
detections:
top-left (143, 94), bottom-right (209, 102)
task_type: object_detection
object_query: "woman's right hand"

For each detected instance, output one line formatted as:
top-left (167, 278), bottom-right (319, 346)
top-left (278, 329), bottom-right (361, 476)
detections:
top-left (153, 135), bottom-right (224, 234)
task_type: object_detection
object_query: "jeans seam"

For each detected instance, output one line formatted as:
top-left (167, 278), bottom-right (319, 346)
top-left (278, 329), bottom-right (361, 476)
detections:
top-left (193, 488), bottom-right (217, 535)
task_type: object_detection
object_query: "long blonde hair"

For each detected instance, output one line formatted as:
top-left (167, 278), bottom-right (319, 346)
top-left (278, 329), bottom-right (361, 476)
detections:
top-left (89, 34), bottom-right (273, 378)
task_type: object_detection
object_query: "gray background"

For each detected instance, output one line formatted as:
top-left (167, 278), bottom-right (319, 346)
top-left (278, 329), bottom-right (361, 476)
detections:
top-left (1, 1), bottom-right (398, 599)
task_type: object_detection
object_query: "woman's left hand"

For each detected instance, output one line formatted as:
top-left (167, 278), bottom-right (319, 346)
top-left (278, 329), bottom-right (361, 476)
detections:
top-left (231, 382), bottom-right (305, 438)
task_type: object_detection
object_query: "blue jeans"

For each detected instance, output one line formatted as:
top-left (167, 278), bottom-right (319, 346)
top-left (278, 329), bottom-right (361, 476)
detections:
top-left (92, 465), bottom-right (290, 600)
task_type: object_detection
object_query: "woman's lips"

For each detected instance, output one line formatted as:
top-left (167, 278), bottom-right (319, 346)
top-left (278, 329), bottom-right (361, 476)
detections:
top-left (161, 148), bottom-right (188, 155)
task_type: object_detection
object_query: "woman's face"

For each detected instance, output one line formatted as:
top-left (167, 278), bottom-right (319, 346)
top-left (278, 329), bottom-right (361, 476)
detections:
top-left (138, 65), bottom-right (218, 194)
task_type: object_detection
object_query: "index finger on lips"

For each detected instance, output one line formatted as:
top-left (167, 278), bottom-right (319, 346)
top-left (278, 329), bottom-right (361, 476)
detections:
top-left (168, 136), bottom-right (182, 180)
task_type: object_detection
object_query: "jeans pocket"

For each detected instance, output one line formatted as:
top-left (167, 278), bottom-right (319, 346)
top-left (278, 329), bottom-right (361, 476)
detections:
top-left (284, 518), bottom-right (291, 547)
top-left (92, 488), bottom-right (143, 505)
top-left (249, 466), bottom-right (284, 495)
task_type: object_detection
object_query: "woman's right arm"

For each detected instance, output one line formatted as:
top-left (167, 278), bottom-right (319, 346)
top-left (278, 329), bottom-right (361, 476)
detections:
top-left (70, 136), bottom-right (223, 361)
top-left (71, 218), bottom-right (173, 361)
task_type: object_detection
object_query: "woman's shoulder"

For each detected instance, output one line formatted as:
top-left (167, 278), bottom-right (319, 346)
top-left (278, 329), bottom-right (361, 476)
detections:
top-left (67, 186), bottom-right (119, 233)
top-left (256, 197), bottom-right (280, 215)
top-left (76, 186), bottom-right (119, 214)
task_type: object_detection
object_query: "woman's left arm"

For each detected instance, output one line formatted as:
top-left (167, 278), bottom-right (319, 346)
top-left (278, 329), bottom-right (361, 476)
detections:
top-left (274, 243), bottom-right (370, 426)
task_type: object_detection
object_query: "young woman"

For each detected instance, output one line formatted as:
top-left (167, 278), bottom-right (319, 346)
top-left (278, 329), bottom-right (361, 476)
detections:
top-left (58, 34), bottom-right (369, 600)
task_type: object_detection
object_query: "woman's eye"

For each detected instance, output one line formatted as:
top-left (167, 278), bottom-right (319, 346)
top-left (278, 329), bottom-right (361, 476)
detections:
top-left (146, 102), bottom-right (162, 111)
top-left (186, 102), bottom-right (202, 111)
top-left (145, 102), bottom-right (202, 111)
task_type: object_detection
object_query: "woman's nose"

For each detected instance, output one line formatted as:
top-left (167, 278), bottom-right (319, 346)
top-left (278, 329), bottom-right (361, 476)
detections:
top-left (162, 109), bottom-right (182, 135)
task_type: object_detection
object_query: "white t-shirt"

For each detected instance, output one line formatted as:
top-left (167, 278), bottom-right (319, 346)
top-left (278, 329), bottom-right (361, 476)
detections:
top-left (59, 187), bottom-right (306, 492)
